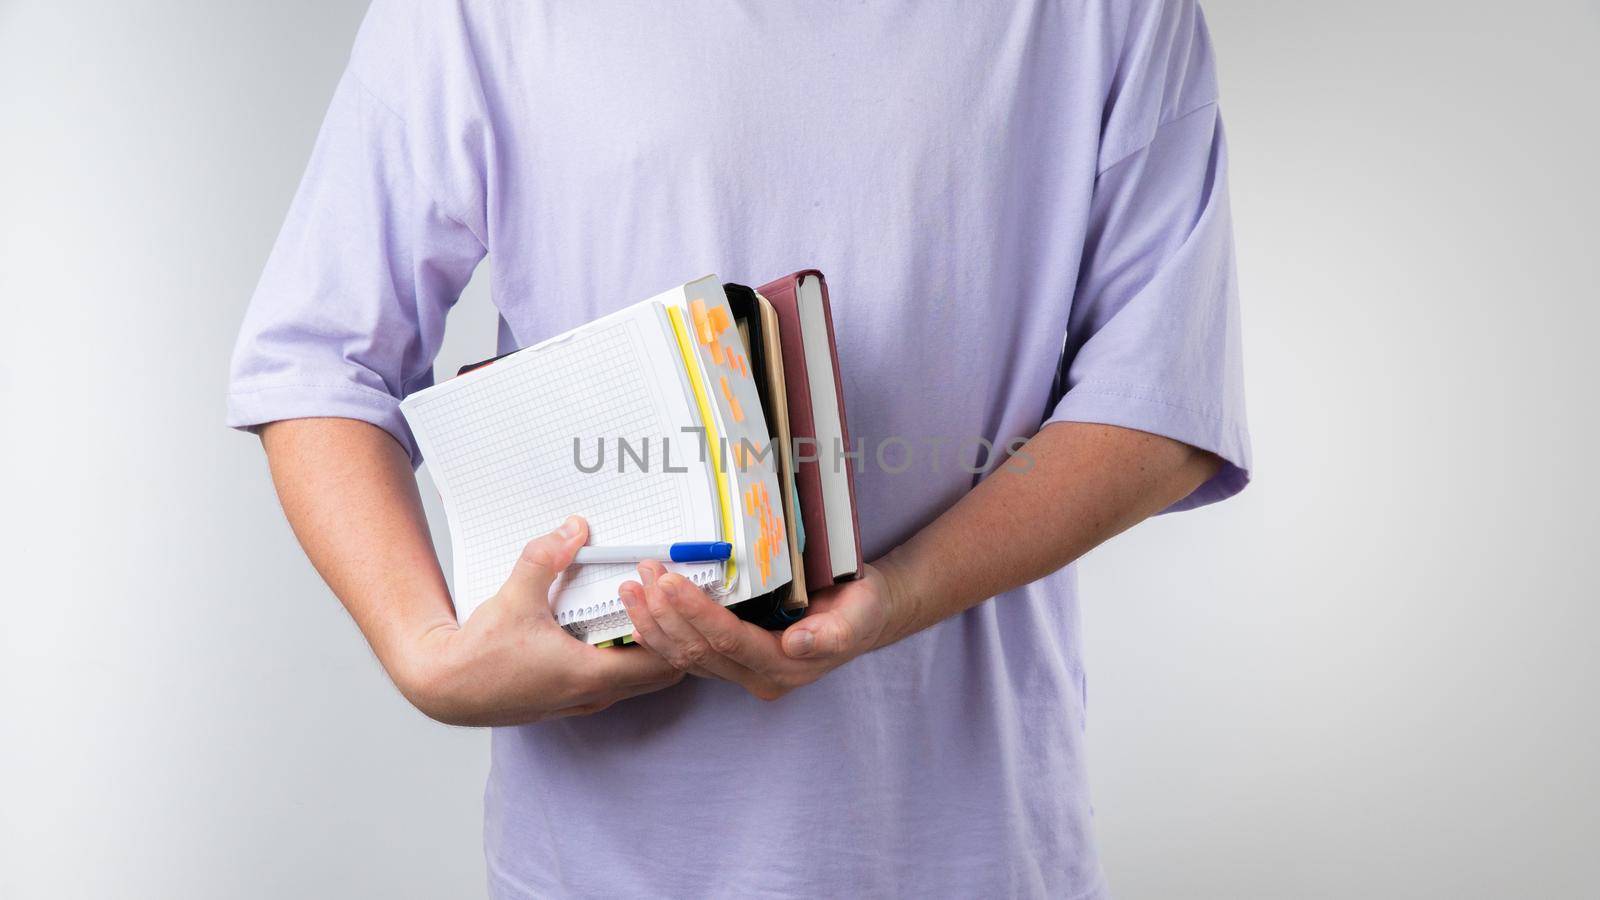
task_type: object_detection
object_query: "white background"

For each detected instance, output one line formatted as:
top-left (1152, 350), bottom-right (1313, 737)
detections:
top-left (2, 1), bottom-right (1595, 897)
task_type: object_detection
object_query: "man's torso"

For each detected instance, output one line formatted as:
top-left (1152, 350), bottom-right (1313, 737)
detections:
top-left (362, 3), bottom-right (1134, 896)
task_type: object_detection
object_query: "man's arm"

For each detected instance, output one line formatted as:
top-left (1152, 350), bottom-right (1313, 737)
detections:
top-left (617, 422), bottom-right (1220, 700)
top-left (261, 417), bottom-right (683, 726)
top-left (875, 421), bottom-right (1221, 646)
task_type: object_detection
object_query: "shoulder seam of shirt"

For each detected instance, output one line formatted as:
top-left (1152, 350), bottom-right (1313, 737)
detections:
top-left (345, 70), bottom-right (489, 249)
top-left (1096, 98), bottom-right (1219, 178)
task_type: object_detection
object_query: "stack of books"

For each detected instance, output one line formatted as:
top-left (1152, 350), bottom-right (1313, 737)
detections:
top-left (401, 271), bottom-right (860, 644)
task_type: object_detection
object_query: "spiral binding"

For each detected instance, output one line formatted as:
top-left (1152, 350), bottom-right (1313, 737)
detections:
top-left (558, 568), bottom-right (725, 640)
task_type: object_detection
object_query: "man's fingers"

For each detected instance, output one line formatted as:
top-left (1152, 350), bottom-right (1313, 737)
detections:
top-left (624, 561), bottom-right (807, 700)
top-left (668, 582), bottom-right (790, 672)
top-left (621, 561), bottom-right (677, 649)
top-left (627, 564), bottom-right (778, 691)
top-left (626, 564), bottom-right (729, 678)
top-left (617, 575), bottom-right (692, 673)
top-left (501, 515), bottom-right (588, 615)
top-left (662, 577), bottom-right (800, 699)
top-left (618, 579), bottom-right (657, 638)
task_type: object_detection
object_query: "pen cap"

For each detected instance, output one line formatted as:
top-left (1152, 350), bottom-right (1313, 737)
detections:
top-left (669, 541), bottom-right (733, 563)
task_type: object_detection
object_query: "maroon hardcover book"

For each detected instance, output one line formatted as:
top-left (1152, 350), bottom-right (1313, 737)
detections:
top-left (757, 270), bottom-right (862, 587)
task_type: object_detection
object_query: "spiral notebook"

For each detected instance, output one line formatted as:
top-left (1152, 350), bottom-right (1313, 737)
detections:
top-left (400, 276), bottom-right (794, 644)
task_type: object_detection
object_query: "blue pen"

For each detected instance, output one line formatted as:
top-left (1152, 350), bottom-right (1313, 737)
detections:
top-left (573, 541), bottom-right (732, 565)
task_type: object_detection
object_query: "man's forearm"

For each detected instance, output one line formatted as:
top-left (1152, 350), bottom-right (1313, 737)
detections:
top-left (612, 420), bottom-right (1225, 698)
top-left (877, 422), bottom-right (1222, 643)
top-left (260, 418), bottom-right (456, 694)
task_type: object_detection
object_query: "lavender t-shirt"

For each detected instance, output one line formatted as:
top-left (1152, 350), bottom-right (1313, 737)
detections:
top-left (228, 1), bottom-right (1250, 896)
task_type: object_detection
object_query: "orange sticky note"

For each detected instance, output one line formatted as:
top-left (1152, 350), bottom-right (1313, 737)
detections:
top-left (719, 375), bottom-right (744, 422)
top-left (691, 299), bottom-right (711, 344)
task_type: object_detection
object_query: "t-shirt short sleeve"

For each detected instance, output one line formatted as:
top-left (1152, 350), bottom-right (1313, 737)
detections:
top-left (224, 0), bottom-right (488, 465)
top-left (1046, 1), bottom-right (1250, 511)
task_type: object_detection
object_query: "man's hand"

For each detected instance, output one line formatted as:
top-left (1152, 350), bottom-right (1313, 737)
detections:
top-left (615, 422), bottom-right (1221, 701)
top-left (399, 516), bottom-right (684, 726)
top-left (617, 560), bottom-right (910, 701)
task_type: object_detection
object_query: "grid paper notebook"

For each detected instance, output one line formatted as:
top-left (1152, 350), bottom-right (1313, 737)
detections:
top-left (401, 301), bottom-right (722, 643)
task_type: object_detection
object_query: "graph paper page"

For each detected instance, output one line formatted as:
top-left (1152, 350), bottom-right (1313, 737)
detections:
top-left (401, 302), bottom-right (719, 630)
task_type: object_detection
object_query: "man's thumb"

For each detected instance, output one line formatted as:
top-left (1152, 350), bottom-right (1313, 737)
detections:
top-left (782, 610), bottom-right (853, 659)
top-left (502, 515), bottom-right (588, 614)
